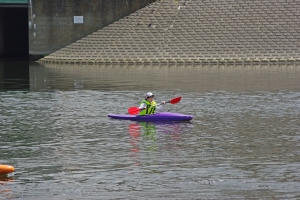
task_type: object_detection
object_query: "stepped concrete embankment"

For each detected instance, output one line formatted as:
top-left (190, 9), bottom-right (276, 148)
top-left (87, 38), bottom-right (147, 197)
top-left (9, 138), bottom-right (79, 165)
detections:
top-left (40, 0), bottom-right (300, 64)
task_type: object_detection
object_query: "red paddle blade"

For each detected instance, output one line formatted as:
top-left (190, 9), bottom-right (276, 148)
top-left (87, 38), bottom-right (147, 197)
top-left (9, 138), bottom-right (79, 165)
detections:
top-left (169, 96), bottom-right (181, 104)
top-left (128, 107), bottom-right (140, 115)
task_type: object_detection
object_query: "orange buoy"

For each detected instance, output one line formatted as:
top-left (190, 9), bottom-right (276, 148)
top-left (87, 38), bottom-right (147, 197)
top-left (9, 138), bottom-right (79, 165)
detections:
top-left (0, 165), bottom-right (14, 175)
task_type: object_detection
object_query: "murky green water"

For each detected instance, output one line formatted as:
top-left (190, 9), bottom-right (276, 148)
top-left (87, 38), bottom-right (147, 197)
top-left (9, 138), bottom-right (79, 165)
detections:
top-left (1, 62), bottom-right (300, 199)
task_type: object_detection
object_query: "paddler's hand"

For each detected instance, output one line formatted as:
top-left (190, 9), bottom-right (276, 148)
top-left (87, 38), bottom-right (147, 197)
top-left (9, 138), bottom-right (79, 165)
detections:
top-left (161, 101), bottom-right (166, 105)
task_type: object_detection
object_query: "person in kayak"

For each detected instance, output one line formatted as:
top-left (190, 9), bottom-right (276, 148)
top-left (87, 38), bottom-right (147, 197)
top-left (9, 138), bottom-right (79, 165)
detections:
top-left (139, 92), bottom-right (165, 115)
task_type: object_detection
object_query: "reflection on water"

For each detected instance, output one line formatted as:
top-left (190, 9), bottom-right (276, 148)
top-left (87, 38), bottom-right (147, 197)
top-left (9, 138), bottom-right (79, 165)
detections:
top-left (129, 122), bottom-right (194, 167)
top-left (0, 60), bottom-right (29, 91)
top-left (0, 175), bottom-right (14, 200)
top-left (0, 61), bottom-right (300, 199)
top-left (30, 62), bottom-right (300, 92)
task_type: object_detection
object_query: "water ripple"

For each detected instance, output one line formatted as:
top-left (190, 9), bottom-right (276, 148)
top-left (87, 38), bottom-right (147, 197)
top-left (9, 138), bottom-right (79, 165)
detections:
top-left (1, 64), bottom-right (300, 199)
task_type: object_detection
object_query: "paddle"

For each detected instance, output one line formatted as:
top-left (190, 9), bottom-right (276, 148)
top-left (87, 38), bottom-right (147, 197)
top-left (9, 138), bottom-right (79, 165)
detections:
top-left (128, 96), bottom-right (182, 115)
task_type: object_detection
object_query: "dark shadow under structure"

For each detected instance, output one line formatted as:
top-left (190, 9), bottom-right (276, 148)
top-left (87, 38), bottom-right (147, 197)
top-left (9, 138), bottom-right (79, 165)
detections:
top-left (0, 6), bottom-right (28, 60)
top-left (0, 5), bottom-right (29, 90)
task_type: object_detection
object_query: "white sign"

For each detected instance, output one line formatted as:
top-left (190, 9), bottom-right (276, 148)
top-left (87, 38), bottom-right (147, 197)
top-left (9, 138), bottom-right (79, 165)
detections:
top-left (74, 16), bottom-right (83, 24)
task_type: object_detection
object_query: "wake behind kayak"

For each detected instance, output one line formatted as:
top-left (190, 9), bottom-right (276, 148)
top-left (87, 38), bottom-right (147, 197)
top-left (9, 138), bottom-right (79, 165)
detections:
top-left (108, 112), bottom-right (193, 122)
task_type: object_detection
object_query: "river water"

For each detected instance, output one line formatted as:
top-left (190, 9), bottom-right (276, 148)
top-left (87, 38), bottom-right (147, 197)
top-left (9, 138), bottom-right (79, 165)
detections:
top-left (0, 62), bottom-right (300, 199)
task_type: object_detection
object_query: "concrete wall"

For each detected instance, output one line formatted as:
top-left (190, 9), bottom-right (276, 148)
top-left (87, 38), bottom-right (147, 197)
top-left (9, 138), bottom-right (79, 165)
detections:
top-left (29, 0), bottom-right (156, 56)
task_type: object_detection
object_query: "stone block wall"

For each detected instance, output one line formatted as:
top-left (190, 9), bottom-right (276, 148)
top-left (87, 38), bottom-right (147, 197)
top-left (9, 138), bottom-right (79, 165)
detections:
top-left (40, 0), bottom-right (300, 63)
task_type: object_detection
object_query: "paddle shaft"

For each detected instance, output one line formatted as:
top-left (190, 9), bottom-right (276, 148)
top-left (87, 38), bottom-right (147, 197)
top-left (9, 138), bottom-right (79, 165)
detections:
top-left (128, 96), bottom-right (181, 115)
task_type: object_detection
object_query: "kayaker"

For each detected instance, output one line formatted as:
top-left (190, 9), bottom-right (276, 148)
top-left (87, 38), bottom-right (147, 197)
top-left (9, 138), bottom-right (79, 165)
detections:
top-left (139, 92), bottom-right (165, 115)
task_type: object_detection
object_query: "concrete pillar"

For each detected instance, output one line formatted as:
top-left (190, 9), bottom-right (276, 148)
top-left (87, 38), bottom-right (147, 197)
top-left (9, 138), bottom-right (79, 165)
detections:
top-left (29, 0), bottom-right (156, 57)
top-left (0, 8), bottom-right (4, 56)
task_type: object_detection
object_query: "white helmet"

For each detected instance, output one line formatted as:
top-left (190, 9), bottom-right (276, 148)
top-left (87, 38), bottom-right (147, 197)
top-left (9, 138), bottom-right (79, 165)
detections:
top-left (146, 92), bottom-right (154, 98)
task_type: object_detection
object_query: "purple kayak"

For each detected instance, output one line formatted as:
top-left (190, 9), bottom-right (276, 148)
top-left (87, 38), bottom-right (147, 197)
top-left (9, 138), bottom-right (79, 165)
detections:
top-left (108, 112), bottom-right (193, 122)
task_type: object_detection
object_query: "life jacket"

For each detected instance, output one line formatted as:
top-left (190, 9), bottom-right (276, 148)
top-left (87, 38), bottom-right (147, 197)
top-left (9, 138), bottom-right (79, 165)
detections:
top-left (139, 99), bottom-right (157, 115)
